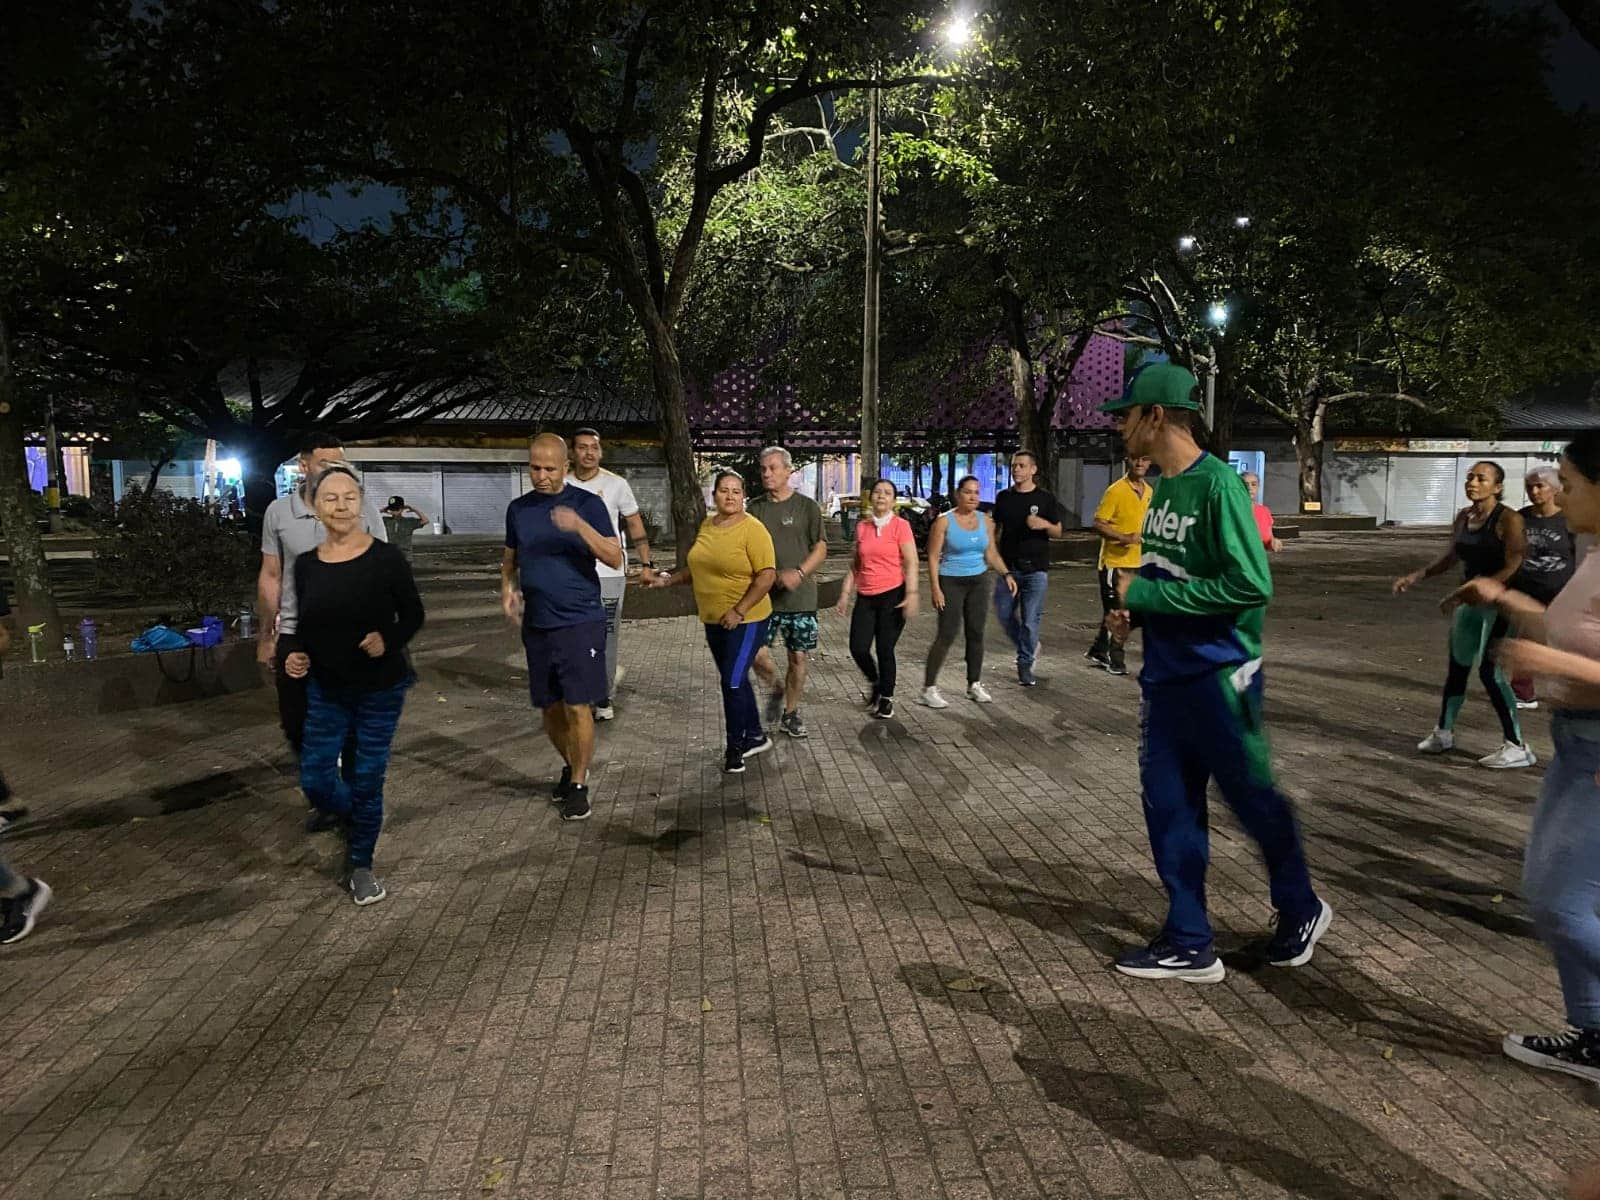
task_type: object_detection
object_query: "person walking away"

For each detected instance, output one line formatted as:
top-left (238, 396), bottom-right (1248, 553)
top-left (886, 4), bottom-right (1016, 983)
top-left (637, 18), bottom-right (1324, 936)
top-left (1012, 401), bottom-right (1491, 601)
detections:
top-left (920, 475), bottom-right (1015, 708)
top-left (566, 428), bottom-right (656, 721)
top-left (1449, 434), bottom-right (1600, 1082)
top-left (1101, 362), bottom-right (1330, 983)
top-left (1509, 464), bottom-right (1575, 710)
top-left (257, 432), bottom-right (390, 830)
top-left (380, 496), bottom-right (430, 560)
top-left (749, 447), bottom-right (828, 738)
top-left (280, 465), bottom-right (424, 906)
top-left (836, 479), bottom-right (919, 719)
top-left (992, 451), bottom-right (1064, 686)
top-left (502, 434), bottom-right (621, 820)
top-left (0, 585), bottom-right (50, 944)
top-left (1394, 460), bottom-right (1534, 768)
top-left (644, 471), bottom-right (777, 772)
top-left (1087, 456), bottom-right (1152, 675)
top-left (1242, 472), bottom-right (1282, 553)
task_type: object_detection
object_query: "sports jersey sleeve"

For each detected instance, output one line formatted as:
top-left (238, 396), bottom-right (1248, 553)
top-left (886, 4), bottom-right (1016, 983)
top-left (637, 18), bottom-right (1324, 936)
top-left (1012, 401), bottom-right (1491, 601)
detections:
top-left (746, 519), bottom-right (777, 573)
top-left (615, 477), bottom-right (640, 519)
top-left (1125, 479), bottom-right (1272, 616)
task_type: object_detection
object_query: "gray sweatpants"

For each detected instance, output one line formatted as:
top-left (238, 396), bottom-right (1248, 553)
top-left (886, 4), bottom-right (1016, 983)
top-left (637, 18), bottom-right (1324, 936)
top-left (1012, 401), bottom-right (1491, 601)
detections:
top-left (600, 575), bottom-right (626, 699)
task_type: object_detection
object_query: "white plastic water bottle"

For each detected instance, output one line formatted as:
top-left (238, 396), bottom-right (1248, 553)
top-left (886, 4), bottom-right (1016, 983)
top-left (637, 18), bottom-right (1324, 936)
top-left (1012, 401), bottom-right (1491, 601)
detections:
top-left (63, 636), bottom-right (76, 662)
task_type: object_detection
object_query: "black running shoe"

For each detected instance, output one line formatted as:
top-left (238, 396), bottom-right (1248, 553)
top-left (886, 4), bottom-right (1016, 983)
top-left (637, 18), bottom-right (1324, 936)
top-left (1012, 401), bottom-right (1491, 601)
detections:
top-left (743, 735), bottom-right (774, 760)
top-left (1085, 647), bottom-right (1112, 671)
top-left (306, 808), bottom-right (342, 834)
top-left (552, 765), bottom-right (572, 803)
top-left (875, 696), bottom-right (895, 720)
top-left (559, 785), bottom-right (592, 822)
top-left (1106, 647), bottom-right (1128, 676)
top-left (723, 748), bottom-right (746, 774)
top-left (0, 878), bottom-right (52, 945)
top-left (1503, 1027), bottom-right (1600, 1083)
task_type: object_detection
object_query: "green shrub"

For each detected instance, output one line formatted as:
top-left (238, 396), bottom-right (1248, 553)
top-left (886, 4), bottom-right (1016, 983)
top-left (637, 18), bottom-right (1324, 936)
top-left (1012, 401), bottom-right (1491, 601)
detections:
top-left (96, 484), bottom-right (256, 623)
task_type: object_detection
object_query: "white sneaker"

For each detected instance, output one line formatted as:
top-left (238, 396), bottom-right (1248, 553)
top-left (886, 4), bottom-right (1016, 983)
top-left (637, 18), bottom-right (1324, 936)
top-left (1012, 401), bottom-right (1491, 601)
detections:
top-left (1479, 741), bottom-right (1537, 770)
top-left (918, 686), bottom-right (949, 709)
top-left (967, 681), bottom-right (994, 703)
top-left (1417, 728), bottom-right (1454, 754)
top-left (1516, 698), bottom-right (1539, 710)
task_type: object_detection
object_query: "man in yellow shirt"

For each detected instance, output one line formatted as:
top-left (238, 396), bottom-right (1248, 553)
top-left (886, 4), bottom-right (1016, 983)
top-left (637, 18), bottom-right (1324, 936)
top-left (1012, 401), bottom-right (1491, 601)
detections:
top-left (1086, 455), bottom-right (1152, 675)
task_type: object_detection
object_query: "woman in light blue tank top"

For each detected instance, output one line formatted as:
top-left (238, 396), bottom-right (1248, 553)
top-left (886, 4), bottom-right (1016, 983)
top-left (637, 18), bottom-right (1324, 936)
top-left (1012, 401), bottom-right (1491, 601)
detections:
top-left (920, 477), bottom-right (1017, 708)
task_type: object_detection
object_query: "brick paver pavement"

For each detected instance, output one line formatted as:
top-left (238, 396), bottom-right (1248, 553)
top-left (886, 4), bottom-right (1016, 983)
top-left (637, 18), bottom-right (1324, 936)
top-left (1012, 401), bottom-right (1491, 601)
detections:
top-left (2, 530), bottom-right (1595, 1199)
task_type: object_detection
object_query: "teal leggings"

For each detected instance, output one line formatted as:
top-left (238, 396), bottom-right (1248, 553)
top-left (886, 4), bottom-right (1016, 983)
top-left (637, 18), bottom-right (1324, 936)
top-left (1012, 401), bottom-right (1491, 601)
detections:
top-left (1439, 603), bottom-right (1521, 743)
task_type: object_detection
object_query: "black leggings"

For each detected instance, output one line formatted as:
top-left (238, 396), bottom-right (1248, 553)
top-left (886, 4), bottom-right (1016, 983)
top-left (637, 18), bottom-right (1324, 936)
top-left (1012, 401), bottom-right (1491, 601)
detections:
top-left (925, 574), bottom-right (988, 687)
top-left (850, 585), bottom-right (906, 698)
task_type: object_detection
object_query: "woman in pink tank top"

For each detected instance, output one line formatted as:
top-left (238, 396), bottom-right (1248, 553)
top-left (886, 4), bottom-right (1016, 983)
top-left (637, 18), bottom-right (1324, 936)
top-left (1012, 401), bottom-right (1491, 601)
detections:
top-left (1450, 431), bottom-right (1600, 1085)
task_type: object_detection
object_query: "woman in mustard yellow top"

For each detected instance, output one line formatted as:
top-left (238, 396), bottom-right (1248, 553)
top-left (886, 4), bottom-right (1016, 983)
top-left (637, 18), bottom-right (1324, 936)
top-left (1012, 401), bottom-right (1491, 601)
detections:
top-left (644, 471), bottom-right (777, 772)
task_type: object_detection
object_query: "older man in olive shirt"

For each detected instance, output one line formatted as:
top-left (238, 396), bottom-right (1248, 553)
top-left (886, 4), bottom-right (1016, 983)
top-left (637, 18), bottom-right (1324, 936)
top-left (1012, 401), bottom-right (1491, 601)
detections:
top-left (749, 447), bottom-right (828, 738)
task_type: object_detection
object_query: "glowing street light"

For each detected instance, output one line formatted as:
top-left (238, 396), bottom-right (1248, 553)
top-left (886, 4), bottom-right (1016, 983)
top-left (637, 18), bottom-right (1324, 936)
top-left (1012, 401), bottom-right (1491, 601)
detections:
top-left (1233, 215), bottom-right (1252, 228)
top-left (1177, 234), bottom-right (1197, 252)
top-left (1208, 301), bottom-right (1230, 328)
top-left (945, 15), bottom-right (973, 46)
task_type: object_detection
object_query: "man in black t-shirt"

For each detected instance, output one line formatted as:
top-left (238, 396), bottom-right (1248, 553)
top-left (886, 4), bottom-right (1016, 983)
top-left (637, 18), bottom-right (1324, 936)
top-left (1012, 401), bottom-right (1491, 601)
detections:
top-left (991, 450), bottom-right (1064, 687)
top-left (0, 581), bottom-right (51, 945)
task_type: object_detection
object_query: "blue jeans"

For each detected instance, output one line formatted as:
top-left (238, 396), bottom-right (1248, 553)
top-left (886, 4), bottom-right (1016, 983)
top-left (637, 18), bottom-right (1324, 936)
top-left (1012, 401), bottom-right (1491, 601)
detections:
top-left (704, 620), bottom-right (769, 750)
top-left (1139, 666), bottom-right (1319, 952)
top-left (1526, 713), bottom-right (1600, 1029)
top-left (994, 570), bottom-right (1047, 669)
top-left (300, 678), bottom-right (411, 870)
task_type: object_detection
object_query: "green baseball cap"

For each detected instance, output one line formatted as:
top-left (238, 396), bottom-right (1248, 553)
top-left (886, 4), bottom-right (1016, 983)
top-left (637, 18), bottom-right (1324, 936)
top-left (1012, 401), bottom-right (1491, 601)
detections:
top-left (1099, 362), bottom-right (1202, 414)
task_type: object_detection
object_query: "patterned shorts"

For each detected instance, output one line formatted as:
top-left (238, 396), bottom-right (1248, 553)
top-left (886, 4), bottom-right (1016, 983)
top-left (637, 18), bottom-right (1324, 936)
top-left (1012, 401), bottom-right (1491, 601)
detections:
top-left (766, 611), bottom-right (819, 653)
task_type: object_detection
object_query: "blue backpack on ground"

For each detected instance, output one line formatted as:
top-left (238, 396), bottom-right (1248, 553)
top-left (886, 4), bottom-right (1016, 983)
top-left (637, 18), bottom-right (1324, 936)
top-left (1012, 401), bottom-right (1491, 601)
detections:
top-left (130, 625), bottom-right (192, 653)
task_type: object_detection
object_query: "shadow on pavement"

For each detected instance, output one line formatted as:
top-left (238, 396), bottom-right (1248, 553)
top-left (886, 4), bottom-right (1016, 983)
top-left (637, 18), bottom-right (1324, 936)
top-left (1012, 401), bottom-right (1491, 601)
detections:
top-left (899, 961), bottom-right (1487, 1200)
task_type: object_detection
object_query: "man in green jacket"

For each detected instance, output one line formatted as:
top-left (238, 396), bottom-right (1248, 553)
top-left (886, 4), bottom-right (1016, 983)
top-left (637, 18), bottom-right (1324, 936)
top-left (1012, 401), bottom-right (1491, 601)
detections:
top-left (1102, 363), bottom-right (1331, 983)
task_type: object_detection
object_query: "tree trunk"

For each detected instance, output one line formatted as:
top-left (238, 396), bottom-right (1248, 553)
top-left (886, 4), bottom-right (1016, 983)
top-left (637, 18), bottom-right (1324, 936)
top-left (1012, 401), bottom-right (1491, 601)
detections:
top-left (642, 320), bottom-right (705, 562)
top-left (238, 429), bottom-right (291, 541)
top-left (0, 312), bottom-right (63, 653)
top-left (996, 276), bottom-right (1051, 484)
top-left (1209, 380), bottom-right (1236, 458)
top-left (1294, 403), bottom-right (1327, 511)
top-left (945, 447), bottom-right (956, 498)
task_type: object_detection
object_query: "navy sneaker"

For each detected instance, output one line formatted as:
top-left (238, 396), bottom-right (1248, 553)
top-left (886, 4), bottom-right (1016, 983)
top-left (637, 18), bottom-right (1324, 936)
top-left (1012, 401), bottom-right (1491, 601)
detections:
top-left (1113, 939), bottom-right (1225, 983)
top-left (742, 735), bottom-right (774, 760)
top-left (1266, 898), bottom-right (1334, 967)
top-left (552, 765), bottom-right (572, 803)
top-left (1503, 1027), bottom-right (1600, 1083)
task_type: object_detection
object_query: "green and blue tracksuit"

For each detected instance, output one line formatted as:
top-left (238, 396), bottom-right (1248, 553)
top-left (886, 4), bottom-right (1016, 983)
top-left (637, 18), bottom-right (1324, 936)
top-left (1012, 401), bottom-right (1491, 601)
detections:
top-left (1124, 452), bottom-right (1318, 952)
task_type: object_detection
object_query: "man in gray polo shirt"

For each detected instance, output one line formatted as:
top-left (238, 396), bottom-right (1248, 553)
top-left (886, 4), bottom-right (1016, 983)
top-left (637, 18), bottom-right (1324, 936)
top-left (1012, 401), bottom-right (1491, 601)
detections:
top-left (257, 433), bottom-right (388, 813)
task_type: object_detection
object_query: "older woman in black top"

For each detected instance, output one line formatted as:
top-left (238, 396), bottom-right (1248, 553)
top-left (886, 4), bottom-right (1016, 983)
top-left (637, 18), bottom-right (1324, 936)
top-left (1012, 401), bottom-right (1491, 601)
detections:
top-left (1510, 464), bottom-right (1577, 709)
top-left (282, 465), bottom-right (425, 905)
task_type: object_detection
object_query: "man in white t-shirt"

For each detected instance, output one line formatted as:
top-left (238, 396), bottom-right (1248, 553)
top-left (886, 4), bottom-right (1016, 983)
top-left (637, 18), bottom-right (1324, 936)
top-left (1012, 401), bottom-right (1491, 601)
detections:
top-left (566, 428), bottom-right (656, 720)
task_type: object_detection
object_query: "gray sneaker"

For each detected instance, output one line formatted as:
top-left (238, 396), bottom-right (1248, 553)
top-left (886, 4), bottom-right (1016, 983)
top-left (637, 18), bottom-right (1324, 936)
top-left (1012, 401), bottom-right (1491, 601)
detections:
top-left (349, 868), bottom-right (387, 906)
top-left (780, 710), bottom-right (809, 739)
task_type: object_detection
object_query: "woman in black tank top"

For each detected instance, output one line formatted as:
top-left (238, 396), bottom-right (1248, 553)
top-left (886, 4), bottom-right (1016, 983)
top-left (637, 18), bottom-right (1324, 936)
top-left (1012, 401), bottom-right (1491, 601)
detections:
top-left (1393, 460), bottom-right (1532, 767)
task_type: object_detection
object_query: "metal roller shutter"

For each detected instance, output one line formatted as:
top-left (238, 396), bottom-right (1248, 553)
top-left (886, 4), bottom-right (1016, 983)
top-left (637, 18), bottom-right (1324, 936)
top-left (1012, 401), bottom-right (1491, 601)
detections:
top-left (441, 466), bottom-right (521, 533)
top-left (1385, 456), bottom-right (1458, 524)
top-left (360, 468), bottom-right (443, 531)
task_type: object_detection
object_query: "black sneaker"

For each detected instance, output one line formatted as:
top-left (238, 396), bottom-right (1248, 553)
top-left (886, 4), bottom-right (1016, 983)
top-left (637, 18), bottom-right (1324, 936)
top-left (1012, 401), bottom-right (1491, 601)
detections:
top-left (780, 711), bottom-right (809, 739)
top-left (1113, 938), bottom-right (1225, 983)
top-left (1106, 648), bottom-right (1128, 677)
top-left (552, 765), bottom-right (572, 803)
top-left (0, 878), bottom-right (52, 945)
top-left (1085, 647), bottom-right (1111, 671)
top-left (1503, 1027), bottom-right (1600, 1083)
top-left (743, 735), bottom-right (774, 760)
top-left (1265, 898), bottom-right (1333, 967)
top-left (0, 806), bottom-right (28, 833)
top-left (723, 748), bottom-right (746, 774)
top-left (559, 785), bottom-right (592, 822)
top-left (875, 696), bottom-right (894, 720)
top-left (863, 689), bottom-right (880, 712)
top-left (1018, 665), bottom-right (1037, 687)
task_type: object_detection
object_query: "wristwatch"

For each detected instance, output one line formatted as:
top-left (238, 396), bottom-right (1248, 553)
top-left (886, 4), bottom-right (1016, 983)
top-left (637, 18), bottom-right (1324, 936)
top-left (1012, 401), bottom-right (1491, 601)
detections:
top-left (639, 560), bottom-right (656, 570)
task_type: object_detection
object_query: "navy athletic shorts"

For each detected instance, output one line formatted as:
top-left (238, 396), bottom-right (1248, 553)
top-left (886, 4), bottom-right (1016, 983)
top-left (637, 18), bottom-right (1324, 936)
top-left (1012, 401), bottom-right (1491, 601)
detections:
top-left (522, 620), bottom-right (608, 709)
